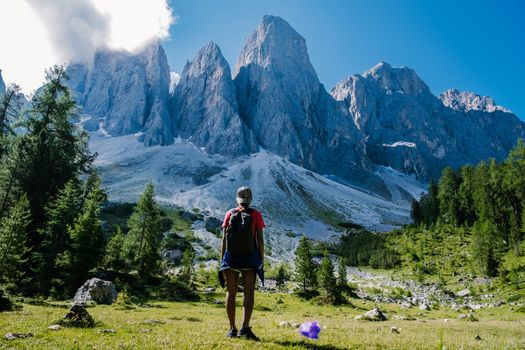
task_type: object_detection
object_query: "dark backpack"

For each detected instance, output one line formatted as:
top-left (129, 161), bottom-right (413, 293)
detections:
top-left (226, 208), bottom-right (256, 256)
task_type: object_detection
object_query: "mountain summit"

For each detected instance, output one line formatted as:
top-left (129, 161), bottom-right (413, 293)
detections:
top-left (171, 41), bottom-right (258, 157)
top-left (66, 41), bottom-right (172, 146)
top-left (332, 62), bottom-right (524, 178)
top-left (234, 15), bottom-right (368, 178)
top-left (439, 89), bottom-right (511, 113)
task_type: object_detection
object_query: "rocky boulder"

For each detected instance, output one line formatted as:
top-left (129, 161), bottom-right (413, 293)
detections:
top-left (73, 278), bottom-right (117, 305)
top-left (181, 211), bottom-right (199, 222)
top-left (456, 288), bottom-right (471, 297)
top-left (204, 216), bottom-right (222, 232)
top-left (60, 304), bottom-right (95, 328)
top-left (161, 249), bottom-right (183, 264)
top-left (355, 307), bottom-right (388, 321)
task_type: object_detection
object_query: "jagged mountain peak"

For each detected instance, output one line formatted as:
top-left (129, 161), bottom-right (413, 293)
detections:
top-left (440, 88), bottom-right (511, 114)
top-left (65, 40), bottom-right (172, 146)
top-left (183, 41), bottom-right (229, 78)
top-left (171, 40), bottom-right (258, 158)
top-left (233, 15), bottom-right (317, 80)
top-left (362, 61), bottom-right (431, 97)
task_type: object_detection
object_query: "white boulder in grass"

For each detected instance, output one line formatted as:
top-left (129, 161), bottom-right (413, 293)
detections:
top-left (456, 288), bottom-right (471, 297)
top-left (355, 307), bottom-right (388, 321)
top-left (419, 303), bottom-right (430, 311)
top-left (73, 278), bottom-right (118, 305)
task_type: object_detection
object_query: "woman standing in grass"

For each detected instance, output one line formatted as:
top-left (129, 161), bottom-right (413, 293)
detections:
top-left (219, 186), bottom-right (265, 341)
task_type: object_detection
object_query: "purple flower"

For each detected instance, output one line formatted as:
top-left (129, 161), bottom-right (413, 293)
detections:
top-left (299, 321), bottom-right (321, 339)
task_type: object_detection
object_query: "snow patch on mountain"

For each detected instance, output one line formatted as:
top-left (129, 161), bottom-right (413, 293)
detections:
top-left (382, 141), bottom-right (417, 148)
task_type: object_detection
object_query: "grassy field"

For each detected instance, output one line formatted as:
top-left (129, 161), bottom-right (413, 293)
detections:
top-left (1, 292), bottom-right (524, 349)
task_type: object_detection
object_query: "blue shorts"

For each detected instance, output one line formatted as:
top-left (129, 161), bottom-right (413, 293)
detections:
top-left (219, 250), bottom-right (264, 286)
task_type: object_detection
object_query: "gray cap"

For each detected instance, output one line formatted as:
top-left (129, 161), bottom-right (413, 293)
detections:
top-left (236, 186), bottom-right (252, 204)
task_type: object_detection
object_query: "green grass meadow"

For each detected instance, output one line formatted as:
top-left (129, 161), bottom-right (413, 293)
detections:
top-left (1, 292), bottom-right (524, 349)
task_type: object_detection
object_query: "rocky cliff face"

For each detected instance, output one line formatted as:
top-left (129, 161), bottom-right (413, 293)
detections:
top-left (440, 89), bottom-right (510, 113)
top-left (60, 15), bottom-right (523, 183)
top-left (170, 42), bottom-right (258, 157)
top-left (66, 41), bottom-right (172, 146)
top-left (332, 62), bottom-right (525, 179)
top-left (0, 70), bottom-right (5, 94)
top-left (234, 15), bottom-right (368, 178)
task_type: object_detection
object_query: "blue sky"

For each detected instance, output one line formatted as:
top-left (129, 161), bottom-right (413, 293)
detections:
top-left (164, 0), bottom-right (525, 119)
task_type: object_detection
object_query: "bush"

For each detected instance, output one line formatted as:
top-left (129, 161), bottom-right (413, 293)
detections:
top-left (339, 230), bottom-right (389, 267)
top-left (159, 217), bottom-right (174, 232)
top-left (0, 290), bottom-right (16, 312)
top-left (369, 249), bottom-right (401, 269)
top-left (156, 277), bottom-right (199, 302)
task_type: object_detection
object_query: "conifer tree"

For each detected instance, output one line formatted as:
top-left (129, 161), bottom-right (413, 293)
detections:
top-left (179, 249), bottom-right (195, 287)
top-left (438, 167), bottom-right (460, 225)
top-left (337, 256), bottom-right (347, 287)
top-left (472, 220), bottom-right (498, 277)
top-left (458, 165), bottom-right (477, 226)
top-left (0, 84), bottom-right (23, 160)
top-left (294, 235), bottom-right (317, 293)
top-left (0, 194), bottom-right (31, 286)
top-left (275, 264), bottom-right (288, 290)
top-left (63, 173), bottom-right (106, 292)
top-left (125, 181), bottom-right (162, 278)
top-left (103, 226), bottom-right (128, 272)
top-left (36, 180), bottom-right (82, 294)
top-left (318, 251), bottom-right (337, 294)
top-left (410, 199), bottom-right (422, 226)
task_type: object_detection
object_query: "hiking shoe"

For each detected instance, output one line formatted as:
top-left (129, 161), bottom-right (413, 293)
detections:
top-left (226, 328), bottom-right (238, 338)
top-left (238, 327), bottom-right (260, 341)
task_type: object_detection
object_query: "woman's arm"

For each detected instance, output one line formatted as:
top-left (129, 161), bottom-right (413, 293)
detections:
top-left (257, 228), bottom-right (264, 263)
top-left (220, 227), bottom-right (227, 260)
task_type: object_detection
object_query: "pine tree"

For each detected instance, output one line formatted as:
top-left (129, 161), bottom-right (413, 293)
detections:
top-left (504, 139), bottom-right (525, 254)
top-left (318, 251), bottom-right (337, 294)
top-left (179, 249), bottom-right (195, 287)
top-left (438, 167), bottom-right (460, 225)
top-left (472, 220), bottom-right (498, 277)
top-left (410, 199), bottom-right (422, 226)
top-left (275, 264), bottom-right (288, 290)
top-left (63, 173), bottom-right (106, 293)
top-left (103, 226), bottom-right (128, 272)
top-left (0, 194), bottom-right (31, 286)
top-left (0, 84), bottom-right (23, 160)
top-left (125, 181), bottom-right (162, 278)
top-left (337, 256), bottom-right (347, 287)
top-left (294, 235), bottom-right (317, 293)
top-left (18, 66), bottom-right (94, 238)
top-left (458, 165), bottom-right (477, 226)
top-left (36, 180), bottom-right (82, 294)
top-left (419, 179), bottom-right (439, 226)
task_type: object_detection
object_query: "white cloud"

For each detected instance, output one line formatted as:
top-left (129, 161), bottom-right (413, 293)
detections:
top-left (0, 0), bottom-right (175, 94)
top-left (169, 72), bottom-right (180, 93)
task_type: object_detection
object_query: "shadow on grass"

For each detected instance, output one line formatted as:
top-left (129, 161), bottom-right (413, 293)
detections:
top-left (273, 340), bottom-right (348, 350)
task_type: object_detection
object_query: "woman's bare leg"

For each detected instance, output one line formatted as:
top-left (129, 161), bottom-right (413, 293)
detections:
top-left (224, 269), bottom-right (240, 329)
top-left (241, 269), bottom-right (256, 328)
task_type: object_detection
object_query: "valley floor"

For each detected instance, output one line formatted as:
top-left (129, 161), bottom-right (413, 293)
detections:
top-left (1, 292), bottom-right (524, 350)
